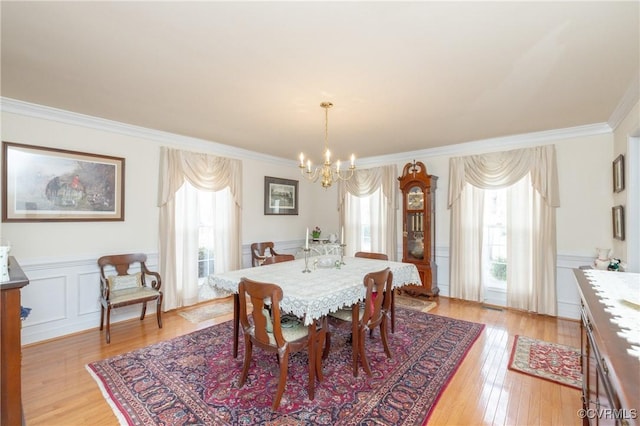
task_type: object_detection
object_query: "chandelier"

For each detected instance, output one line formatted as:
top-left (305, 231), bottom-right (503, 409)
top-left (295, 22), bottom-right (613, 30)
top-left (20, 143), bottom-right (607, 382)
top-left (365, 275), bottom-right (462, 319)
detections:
top-left (298, 102), bottom-right (355, 188)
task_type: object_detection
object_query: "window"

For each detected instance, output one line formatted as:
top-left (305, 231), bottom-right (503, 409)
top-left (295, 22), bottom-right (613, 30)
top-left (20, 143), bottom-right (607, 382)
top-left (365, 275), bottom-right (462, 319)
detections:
top-left (158, 147), bottom-right (240, 310)
top-left (345, 187), bottom-right (385, 253)
top-left (482, 189), bottom-right (507, 290)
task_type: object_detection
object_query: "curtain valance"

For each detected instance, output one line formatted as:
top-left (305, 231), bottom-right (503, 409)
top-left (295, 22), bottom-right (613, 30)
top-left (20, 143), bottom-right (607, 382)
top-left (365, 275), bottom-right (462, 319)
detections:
top-left (158, 147), bottom-right (242, 208)
top-left (448, 145), bottom-right (559, 208)
top-left (338, 165), bottom-right (398, 211)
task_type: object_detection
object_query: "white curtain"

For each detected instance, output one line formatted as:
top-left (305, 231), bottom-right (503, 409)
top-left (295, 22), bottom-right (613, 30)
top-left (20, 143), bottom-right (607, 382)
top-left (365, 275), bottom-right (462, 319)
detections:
top-left (448, 145), bottom-right (560, 315)
top-left (449, 183), bottom-right (485, 301)
top-left (338, 165), bottom-right (398, 260)
top-left (158, 147), bottom-right (242, 311)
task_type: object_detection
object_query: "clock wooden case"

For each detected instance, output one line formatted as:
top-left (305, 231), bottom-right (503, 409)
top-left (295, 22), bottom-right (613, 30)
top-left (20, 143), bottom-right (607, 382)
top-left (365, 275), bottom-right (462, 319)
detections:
top-left (398, 161), bottom-right (438, 298)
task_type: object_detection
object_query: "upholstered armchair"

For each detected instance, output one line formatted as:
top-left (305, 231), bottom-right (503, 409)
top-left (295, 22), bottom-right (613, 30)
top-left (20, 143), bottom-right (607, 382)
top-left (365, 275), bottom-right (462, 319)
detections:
top-left (98, 253), bottom-right (163, 343)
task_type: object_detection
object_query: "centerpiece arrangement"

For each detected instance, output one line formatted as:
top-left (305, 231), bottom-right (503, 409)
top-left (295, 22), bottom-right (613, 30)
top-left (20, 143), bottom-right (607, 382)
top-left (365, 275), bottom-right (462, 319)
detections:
top-left (311, 226), bottom-right (321, 241)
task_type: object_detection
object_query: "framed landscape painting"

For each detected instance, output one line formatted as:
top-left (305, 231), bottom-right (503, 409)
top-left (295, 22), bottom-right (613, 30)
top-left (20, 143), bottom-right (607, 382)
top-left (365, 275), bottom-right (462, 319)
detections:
top-left (2, 142), bottom-right (125, 222)
top-left (264, 176), bottom-right (298, 215)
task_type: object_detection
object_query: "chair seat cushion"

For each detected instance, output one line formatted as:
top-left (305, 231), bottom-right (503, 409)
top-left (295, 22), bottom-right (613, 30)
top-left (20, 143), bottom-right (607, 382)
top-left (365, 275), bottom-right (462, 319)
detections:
top-left (278, 319), bottom-right (309, 343)
top-left (329, 305), bottom-right (364, 322)
top-left (109, 286), bottom-right (160, 305)
top-left (259, 314), bottom-right (308, 344)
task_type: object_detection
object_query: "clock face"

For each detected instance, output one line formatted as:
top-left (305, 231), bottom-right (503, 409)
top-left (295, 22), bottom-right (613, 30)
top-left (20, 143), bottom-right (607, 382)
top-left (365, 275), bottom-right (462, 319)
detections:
top-left (407, 186), bottom-right (424, 210)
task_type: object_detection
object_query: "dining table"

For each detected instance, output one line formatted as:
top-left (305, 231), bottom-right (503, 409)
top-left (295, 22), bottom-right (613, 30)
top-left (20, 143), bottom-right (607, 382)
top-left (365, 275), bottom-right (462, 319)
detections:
top-left (208, 255), bottom-right (421, 397)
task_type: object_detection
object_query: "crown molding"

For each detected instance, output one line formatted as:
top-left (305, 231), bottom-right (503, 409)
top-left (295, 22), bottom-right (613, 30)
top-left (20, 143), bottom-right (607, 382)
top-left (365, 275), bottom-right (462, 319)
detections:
top-left (2, 97), bottom-right (612, 170)
top-left (608, 75), bottom-right (640, 131)
top-left (0, 97), bottom-right (291, 166)
top-left (357, 122), bottom-right (612, 167)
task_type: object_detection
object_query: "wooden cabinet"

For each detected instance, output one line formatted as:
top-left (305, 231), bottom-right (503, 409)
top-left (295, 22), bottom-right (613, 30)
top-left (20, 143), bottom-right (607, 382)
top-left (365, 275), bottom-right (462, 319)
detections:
top-left (574, 269), bottom-right (639, 426)
top-left (1, 257), bottom-right (29, 426)
top-left (398, 161), bottom-right (438, 297)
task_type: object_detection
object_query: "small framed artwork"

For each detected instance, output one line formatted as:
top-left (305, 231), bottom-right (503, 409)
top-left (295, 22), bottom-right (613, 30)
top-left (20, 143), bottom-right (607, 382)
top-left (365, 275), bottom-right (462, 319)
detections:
top-left (264, 176), bottom-right (298, 215)
top-left (612, 205), bottom-right (625, 240)
top-left (2, 141), bottom-right (125, 222)
top-left (613, 154), bottom-right (625, 193)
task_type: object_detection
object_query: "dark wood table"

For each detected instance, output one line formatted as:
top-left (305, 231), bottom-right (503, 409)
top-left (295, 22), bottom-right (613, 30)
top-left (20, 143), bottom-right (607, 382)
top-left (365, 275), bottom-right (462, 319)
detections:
top-left (574, 268), bottom-right (639, 426)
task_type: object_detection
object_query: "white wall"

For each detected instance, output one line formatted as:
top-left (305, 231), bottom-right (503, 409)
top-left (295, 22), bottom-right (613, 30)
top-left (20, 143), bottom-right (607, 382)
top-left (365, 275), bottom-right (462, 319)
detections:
top-left (242, 157), bottom-right (340, 248)
top-left (381, 133), bottom-right (611, 318)
top-left (612, 101), bottom-right (640, 270)
top-left (1, 111), bottom-right (161, 260)
top-left (391, 133), bottom-right (614, 257)
top-left (1, 100), bottom-right (625, 343)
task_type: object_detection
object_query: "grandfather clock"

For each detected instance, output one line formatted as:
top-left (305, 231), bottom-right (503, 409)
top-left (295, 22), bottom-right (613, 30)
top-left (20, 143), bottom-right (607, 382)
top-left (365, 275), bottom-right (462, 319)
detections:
top-left (398, 161), bottom-right (438, 297)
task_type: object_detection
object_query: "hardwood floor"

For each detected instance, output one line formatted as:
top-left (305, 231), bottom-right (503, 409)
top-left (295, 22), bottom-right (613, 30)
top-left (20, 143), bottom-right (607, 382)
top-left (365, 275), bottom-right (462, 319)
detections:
top-left (20, 296), bottom-right (582, 425)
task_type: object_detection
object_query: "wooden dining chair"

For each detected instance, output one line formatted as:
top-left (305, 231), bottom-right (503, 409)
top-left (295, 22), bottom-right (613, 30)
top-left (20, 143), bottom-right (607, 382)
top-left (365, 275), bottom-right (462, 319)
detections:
top-left (238, 277), bottom-right (326, 410)
top-left (354, 251), bottom-right (396, 333)
top-left (250, 242), bottom-right (281, 266)
top-left (261, 254), bottom-right (295, 265)
top-left (97, 253), bottom-right (163, 344)
top-left (326, 267), bottom-right (393, 377)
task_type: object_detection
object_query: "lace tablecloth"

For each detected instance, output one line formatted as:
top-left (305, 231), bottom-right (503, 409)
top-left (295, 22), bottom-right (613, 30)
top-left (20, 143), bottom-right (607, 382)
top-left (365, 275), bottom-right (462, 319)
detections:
top-left (209, 256), bottom-right (421, 325)
top-left (583, 270), bottom-right (640, 359)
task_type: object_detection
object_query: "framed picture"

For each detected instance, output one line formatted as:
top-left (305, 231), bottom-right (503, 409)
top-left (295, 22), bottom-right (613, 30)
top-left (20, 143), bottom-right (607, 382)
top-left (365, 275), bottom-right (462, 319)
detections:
top-left (2, 142), bottom-right (125, 222)
top-left (613, 154), bottom-right (625, 193)
top-left (264, 176), bottom-right (298, 215)
top-left (612, 205), bottom-right (625, 240)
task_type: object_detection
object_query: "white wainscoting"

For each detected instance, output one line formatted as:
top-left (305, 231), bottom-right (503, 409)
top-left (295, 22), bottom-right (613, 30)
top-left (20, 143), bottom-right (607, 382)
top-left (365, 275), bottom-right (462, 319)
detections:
top-left (20, 254), bottom-right (160, 345)
top-left (435, 250), bottom-right (589, 320)
top-left (19, 246), bottom-right (591, 345)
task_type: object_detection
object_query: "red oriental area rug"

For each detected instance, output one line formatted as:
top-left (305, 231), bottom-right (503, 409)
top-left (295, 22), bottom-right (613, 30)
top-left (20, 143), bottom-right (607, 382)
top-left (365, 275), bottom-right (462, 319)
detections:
top-left (87, 307), bottom-right (484, 425)
top-left (508, 335), bottom-right (581, 389)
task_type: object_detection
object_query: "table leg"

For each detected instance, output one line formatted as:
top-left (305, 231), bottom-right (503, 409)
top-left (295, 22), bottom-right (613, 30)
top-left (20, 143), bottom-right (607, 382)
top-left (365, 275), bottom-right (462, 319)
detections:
top-left (352, 303), bottom-right (359, 377)
top-left (308, 322), bottom-right (316, 400)
top-left (315, 317), bottom-right (326, 382)
top-left (233, 293), bottom-right (239, 358)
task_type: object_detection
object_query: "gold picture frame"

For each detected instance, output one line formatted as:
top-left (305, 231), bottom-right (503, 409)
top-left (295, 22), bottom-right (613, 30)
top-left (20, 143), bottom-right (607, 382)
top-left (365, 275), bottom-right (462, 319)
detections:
top-left (612, 205), bottom-right (625, 240)
top-left (613, 154), bottom-right (624, 193)
top-left (2, 141), bottom-right (125, 222)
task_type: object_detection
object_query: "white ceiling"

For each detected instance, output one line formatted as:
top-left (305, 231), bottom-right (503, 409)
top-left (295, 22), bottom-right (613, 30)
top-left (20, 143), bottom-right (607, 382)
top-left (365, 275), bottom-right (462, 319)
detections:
top-left (1, 1), bottom-right (638, 163)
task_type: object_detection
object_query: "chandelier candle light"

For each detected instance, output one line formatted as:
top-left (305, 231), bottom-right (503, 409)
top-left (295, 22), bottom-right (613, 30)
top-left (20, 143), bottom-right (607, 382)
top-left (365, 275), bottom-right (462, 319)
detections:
top-left (298, 102), bottom-right (356, 188)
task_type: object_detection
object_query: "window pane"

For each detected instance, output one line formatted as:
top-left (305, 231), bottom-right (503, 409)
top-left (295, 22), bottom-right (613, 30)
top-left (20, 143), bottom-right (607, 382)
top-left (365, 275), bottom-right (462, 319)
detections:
top-left (346, 188), bottom-right (384, 253)
top-left (483, 189), bottom-right (507, 290)
top-left (197, 190), bottom-right (215, 283)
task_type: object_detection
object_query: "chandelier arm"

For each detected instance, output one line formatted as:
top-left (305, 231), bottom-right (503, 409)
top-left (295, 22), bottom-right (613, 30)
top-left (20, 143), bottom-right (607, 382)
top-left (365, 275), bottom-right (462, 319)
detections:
top-left (334, 167), bottom-right (355, 182)
top-left (300, 166), bottom-right (321, 183)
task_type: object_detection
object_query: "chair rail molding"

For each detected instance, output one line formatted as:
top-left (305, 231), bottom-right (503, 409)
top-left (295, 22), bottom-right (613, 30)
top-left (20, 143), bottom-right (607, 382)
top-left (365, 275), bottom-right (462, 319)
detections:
top-left (18, 249), bottom-right (589, 345)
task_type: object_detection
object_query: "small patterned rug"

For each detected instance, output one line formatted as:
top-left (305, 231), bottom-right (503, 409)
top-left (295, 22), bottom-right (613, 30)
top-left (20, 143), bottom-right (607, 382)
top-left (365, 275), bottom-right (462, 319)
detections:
top-left (178, 300), bottom-right (234, 324)
top-left (508, 335), bottom-right (581, 389)
top-left (87, 307), bottom-right (484, 425)
top-left (395, 294), bottom-right (437, 312)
